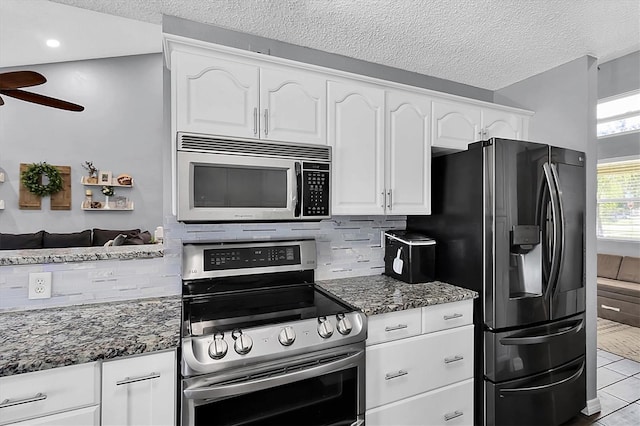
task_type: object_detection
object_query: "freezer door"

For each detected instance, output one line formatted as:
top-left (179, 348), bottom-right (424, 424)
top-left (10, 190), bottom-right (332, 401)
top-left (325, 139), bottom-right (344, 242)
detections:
top-left (485, 139), bottom-right (551, 329)
top-left (549, 147), bottom-right (586, 319)
top-left (484, 356), bottom-right (585, 426)
top-left (484, 312), bottom-right (585, 382)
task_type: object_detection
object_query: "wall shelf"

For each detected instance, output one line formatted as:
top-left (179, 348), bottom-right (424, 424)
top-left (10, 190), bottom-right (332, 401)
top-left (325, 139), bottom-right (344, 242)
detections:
top-left (81, 201), bottom-right (134, 211)
top-left (81, 176), bottom-right (134, 187)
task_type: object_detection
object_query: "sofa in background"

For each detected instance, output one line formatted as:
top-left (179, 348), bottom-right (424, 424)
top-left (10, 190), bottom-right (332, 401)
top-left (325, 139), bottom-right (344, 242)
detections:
top-left (597, 253), bottom-right (640, 327)
top-left (0, 229), bottom-right (152, 250)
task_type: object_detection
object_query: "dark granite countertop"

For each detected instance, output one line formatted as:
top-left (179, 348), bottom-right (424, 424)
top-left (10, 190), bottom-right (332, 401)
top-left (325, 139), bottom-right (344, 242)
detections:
top-left (0, 245), bottom-right (164, 266)
top-left (0, 296), bottom-right (181, 377)
top-left (317, 274), bottom-right (477, 316)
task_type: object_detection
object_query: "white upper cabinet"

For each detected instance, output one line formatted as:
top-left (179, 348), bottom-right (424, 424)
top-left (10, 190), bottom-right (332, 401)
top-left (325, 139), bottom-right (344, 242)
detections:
top-left (386, 89), bottom-right (431, 215)
top-left (432, 98), bottom-right (530, 151)
top-left (172, 48), bottom-right (327, 144)
top-left (260, 66), bottom-right (326, 144)
top-left (328, 79), bottom-right (385, 215)
top-left (174, 50), bottom-right (259, 139)
top-left (431, 99), bottom-right (481, 151)
top-left (481, 107), bottom-right (526, 139)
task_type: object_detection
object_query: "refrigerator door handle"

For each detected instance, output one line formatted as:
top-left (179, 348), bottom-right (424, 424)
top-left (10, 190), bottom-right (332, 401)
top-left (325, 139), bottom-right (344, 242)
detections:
top-left (549, 162), bottom-right (566, 298)
top-left (542, 162), bottom-right (562, 299)
top-left (499, 319), bottom-right (583, 345)
top-left (499, 360), bottom-right (584, 395)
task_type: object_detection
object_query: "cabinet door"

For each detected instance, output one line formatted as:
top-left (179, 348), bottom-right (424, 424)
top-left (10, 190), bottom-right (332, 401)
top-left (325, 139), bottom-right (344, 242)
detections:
top-left (482, 107), bottom-right (525, 140)
top-left (328, 80), bottom-right (385, 215)
top-left (260, 66), bottom-right (326, 145)
top-left (101, 350), bottom-right (177, 426)
top-left (173, 50), bottom-right (259, 138)
top-left (386, 90), bottom-right (431, 215)
top-left (431, 100), bottom-right (481, 150)
top-left (7, 406), bottom-right (100, 426)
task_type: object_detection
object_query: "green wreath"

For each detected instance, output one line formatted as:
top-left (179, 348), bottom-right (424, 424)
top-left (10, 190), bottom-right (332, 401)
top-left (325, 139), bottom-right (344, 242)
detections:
top-left (21, 162), bottom-right (63, 197)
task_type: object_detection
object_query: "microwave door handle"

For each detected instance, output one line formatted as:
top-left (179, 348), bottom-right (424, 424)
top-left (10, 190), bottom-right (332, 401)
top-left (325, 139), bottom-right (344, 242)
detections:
top-left (293, 162), bottom-right (302, 217)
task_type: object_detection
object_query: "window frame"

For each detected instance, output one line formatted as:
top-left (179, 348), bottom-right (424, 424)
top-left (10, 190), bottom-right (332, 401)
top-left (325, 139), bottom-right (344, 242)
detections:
top-left (597, 89), bottom-right (640, 139)
top-left (596, 156), bottom-right (640, 242)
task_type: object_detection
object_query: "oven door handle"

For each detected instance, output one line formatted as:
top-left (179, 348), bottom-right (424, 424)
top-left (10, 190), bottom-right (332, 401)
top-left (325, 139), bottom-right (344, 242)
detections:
top-left (183, 350), bottom-right (363, 400)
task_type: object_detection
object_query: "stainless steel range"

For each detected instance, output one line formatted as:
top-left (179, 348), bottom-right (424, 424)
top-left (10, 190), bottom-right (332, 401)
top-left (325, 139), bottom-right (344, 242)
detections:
top-left (180, 239), bottom-right (366, 426)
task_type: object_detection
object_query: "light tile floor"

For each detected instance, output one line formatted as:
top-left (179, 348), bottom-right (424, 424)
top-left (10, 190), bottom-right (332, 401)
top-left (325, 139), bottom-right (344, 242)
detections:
top-left (564, 349), bottom-right (640, 425)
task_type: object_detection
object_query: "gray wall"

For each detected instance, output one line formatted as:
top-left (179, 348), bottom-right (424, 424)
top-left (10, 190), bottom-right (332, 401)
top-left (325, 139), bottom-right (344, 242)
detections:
top-left (598, 51), bottom-right (640, 99)
top-left (0, 54), bottom-right (163, 235)
top-left (494, 56), bottom-right (599, 411)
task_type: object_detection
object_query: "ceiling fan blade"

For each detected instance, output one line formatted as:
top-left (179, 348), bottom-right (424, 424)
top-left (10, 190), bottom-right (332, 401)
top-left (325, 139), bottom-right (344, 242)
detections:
top-left (0, 89), bottom-right (84, 112)
top-left (0, 71), bottom-right (47, 90)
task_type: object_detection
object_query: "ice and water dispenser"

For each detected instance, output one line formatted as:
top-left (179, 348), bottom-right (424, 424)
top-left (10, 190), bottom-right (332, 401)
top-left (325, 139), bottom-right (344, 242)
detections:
top-left (509, 225), bottom-right (542, 298)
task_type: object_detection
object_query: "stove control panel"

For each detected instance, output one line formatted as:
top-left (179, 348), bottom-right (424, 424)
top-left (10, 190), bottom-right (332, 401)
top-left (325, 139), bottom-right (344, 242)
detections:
top-left (182, 312), bottom-right (367, 376)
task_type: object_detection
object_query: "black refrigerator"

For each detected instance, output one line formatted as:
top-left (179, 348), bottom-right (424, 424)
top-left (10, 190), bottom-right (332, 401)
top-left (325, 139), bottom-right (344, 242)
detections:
top-left (408, 138), bottom-right (586, 426)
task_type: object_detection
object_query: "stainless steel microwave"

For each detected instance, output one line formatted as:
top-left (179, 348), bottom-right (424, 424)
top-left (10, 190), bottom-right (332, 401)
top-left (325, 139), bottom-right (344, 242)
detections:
top-left (176, 132), bottom-right (331, 222)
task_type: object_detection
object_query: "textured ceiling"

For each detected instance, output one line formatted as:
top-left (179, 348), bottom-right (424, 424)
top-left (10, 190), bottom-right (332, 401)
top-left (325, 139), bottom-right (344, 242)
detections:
top-left (20, 1), bottom-right (640, 89)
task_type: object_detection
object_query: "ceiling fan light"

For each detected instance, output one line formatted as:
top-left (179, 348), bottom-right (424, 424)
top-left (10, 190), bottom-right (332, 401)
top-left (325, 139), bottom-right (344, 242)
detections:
top-left (46, 39), bottom-right (60, 48)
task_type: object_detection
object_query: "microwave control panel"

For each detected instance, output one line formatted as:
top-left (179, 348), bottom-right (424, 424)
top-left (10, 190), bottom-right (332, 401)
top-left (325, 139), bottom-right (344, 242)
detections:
top-left (302, 162), bottom-right (330, 217)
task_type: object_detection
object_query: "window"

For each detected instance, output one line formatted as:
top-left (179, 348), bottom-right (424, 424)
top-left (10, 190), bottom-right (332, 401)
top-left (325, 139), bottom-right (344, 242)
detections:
top-left (597, 159), bottom-right (640, 240)
top-left (597, 91), bottom-right (640, 137)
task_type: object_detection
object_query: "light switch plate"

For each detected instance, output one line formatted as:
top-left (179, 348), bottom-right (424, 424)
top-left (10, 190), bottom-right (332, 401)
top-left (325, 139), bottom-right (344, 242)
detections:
top-left (0, 172), bottom-right (5, 182)
top-left (28, 272), bottom-right (52, 299)
top-left (0, 200), bottom-right (4, 209)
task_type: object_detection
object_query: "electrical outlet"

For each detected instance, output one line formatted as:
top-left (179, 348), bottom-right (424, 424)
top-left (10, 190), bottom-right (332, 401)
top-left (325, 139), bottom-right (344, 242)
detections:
top-left (28, 272), bottom-right (52, 299)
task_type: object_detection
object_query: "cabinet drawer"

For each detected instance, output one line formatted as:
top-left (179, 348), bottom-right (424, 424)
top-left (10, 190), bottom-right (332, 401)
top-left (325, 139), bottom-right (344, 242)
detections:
top-left (366, 378), bottom-right (473, 426)
top-left (0, 362), bottom-right (99, 425)
top-left (366, 308), bottom-right (422, 346)
top-left (7, 405), bottom-right (100, 426)
top-left (366, 325), bottom-right (474, 409)
top-left (422, 299), bottom-right (473, 333)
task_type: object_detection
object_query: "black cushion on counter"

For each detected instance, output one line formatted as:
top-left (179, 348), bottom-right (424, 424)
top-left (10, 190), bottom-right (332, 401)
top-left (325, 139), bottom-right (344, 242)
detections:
top-left (92, 228), bottom-right (141, 246)
top-left (0, 231), bottom-right (44, 250)
top-left (43, 230), bottom-right (92, 248)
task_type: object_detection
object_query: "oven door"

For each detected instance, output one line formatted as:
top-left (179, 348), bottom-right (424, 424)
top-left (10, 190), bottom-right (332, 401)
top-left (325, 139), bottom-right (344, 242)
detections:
top-left (181, 346), bottom-right (365, 426)
top-left (177, 150), bottom-right (299, 222)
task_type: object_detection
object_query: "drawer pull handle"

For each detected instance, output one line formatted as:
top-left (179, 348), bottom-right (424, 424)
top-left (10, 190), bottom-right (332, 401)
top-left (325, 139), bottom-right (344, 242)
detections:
top-left (385, 369), bottom-right (408, 380)
top-left (116, 372), bottom-right (161, 386)
top-left (444, 313), bottom-right (463, 320)
top-left (444, 410), bottom-right (464, 421)
top-left (601, 304), bottom-right (620, 312)
top-left (0, 393), bottom-right (47, 408)
top-left (444, 355), bottom-right (464, 364)
top-left (385, 324), bottom-right (408, 332)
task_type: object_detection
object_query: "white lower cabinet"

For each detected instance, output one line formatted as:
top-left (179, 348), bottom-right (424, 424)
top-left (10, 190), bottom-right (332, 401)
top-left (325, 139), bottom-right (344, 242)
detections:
top-left (0, 362), bottom-right (100, 426)
top-left (101, 349), bottom-right (177, 426)
top-left (365, 300), bottom-right (474, 426)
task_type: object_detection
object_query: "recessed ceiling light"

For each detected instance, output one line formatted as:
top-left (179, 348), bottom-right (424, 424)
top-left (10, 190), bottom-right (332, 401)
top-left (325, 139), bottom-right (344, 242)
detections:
top-left (46, 39), bottom-right (60, 48)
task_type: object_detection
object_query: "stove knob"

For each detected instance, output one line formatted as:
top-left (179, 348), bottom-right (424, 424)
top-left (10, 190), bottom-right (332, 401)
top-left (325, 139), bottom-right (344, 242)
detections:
top-left (208, 338), bottom-right (228, 360)
top-left (278, 326), bottom-right (296, 346)
top-left (336, 314), bottom-right (353, 335)
top-left (317, 318), bottom-right (334, 339)
top-left (234, 334), bottom-right (253, 355)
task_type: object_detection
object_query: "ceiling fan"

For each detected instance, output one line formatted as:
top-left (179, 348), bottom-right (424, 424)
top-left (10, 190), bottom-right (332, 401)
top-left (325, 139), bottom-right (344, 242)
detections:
top-left (0, 71), bottom-right (84, 111)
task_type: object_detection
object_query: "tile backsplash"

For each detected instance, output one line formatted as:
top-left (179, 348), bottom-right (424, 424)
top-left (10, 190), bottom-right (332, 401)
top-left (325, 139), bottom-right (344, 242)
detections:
top-left (0, 216), bottom-right (406, 311)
